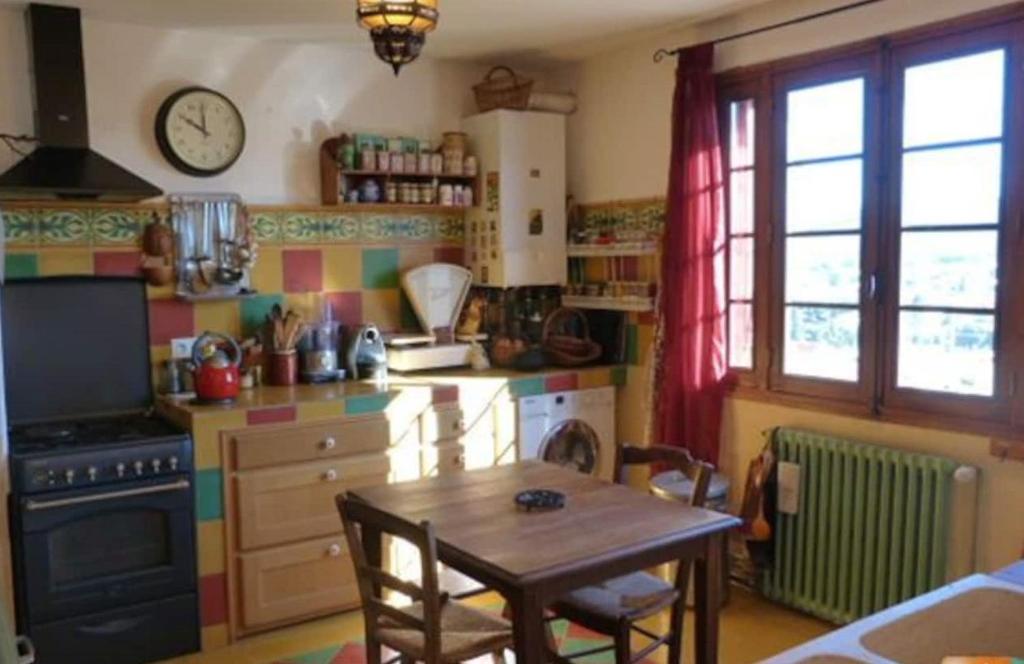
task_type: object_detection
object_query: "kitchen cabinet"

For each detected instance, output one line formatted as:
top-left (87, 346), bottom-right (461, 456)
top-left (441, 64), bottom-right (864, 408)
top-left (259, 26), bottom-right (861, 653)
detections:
top-left (231, 418), bottom-right (388, 469)
top-left (463, 110), bottom-right (567, 287)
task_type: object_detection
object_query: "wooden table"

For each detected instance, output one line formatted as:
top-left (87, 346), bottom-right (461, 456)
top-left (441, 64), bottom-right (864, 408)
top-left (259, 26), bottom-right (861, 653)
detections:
top-left (350, 460), bottom-right (740, 664)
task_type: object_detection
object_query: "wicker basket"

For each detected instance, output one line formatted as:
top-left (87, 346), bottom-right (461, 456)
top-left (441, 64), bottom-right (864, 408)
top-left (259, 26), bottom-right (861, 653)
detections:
top-left (473, 66), bottom-right (534, 113)
top-left (542, 308), bottom-right (602, 367)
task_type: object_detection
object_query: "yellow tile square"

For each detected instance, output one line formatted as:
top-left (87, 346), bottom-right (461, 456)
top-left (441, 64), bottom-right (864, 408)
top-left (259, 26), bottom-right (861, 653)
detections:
top-left (296, 401), bottom-right (346, 421)
top-left (192, 411), bottom-right (247, 469)
top-left (251, 246), bottom-right (283, 294)
top-left (578, 367), bottom-right (612, 389)
top-left (284, 292), bottom-right (315, 320)
top-left (195, 300), bottom-right (242, 339)
top-left (198, 520), bottom-right (226, 576)
top-left (322, 246), bottom-right (362, 291)
top-left (361, 289), bottom-right (400, 332)
top-left (637, 322), bottom-right (655, 366)
top-left (38, 248), bottom-right (93, 275)
top-left (398, 245), bottom-right (433, 272)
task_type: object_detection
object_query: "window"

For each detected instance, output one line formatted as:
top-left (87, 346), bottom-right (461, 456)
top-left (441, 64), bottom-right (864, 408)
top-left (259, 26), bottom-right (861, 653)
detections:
top-left (717, 12), bottom-right (1024, 432)
top-left (894, 49), bottom-right (1004, 397)
top-left (781, 78), bottom-right (865, 382)
top-left (726, 98), bottom-right (756, 370)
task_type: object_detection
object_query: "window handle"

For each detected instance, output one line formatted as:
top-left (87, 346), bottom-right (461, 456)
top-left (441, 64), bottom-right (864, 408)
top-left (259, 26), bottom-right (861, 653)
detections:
top-left (867, 273), bottom-right (879, 300)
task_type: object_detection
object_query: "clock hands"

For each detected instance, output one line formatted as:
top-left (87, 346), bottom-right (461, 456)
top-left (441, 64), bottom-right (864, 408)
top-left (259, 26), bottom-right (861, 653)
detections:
top-left (177, 112), bottom-right (210, 138)
top-left (200, 103), bottom-right (208, 134)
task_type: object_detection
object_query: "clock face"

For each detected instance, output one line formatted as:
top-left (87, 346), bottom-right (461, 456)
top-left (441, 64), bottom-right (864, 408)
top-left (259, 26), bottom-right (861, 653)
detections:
top-left (156, 87), bottom-right (245, 176)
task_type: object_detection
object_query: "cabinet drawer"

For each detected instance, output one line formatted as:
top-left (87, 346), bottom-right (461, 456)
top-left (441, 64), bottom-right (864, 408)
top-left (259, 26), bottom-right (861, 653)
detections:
top-left (239, 535), bottom-right (358, 630)
top-left (422, 441), bottom-right (465, 477)
top-left (232, 416), bottom-right (388, 469)
top-left (420, 407), bottom-right (464, 444)
top-left (236, 453), bottom-right (389, 550)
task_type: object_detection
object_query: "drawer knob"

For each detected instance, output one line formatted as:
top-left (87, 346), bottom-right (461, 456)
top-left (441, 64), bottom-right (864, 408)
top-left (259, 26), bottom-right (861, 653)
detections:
top-left (323, 469), bottom-right (338, 482)
top-left (455, 454), bottom-right (465, 469)
top-left (327, 543), bottom-right (342, 557)
top-left (453, 420), bottom-right (463, 432)
top-left (321, 437), bottom-right (337, 450)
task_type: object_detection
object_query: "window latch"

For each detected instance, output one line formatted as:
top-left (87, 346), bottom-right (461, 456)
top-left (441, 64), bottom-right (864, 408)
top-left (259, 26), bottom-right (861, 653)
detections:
top-left (867, 273), bottom-right (880, 300)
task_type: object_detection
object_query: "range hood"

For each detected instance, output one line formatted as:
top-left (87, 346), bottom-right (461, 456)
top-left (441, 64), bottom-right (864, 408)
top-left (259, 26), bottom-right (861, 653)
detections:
top-left (0, 4), bottom-right (161, 201)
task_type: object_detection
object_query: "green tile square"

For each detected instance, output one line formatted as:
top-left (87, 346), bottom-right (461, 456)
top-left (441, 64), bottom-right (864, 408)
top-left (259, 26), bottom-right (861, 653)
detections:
top-left (625, 324), bottom-right (639, 365)
top-left (510, 377), bottom-right (545, 398)
top-left (196, 468), bottom-right (223, 521)
top-left (240, 293), bottom-right (284, 337)
top-left (361, 248), bottom-right (399, 289)
top-left (610, 366), bottom-right (627, 386)
top-left (5, 253), bottom-right (38, 279)
top-left (345, 392), bottom-right (392, 415)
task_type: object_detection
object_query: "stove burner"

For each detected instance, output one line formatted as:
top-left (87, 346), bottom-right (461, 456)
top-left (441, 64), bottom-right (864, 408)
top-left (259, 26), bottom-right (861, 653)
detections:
top-left (9, 414), bottom-right (184, 454)
top-left (19, 424), bottom-right (74, 441)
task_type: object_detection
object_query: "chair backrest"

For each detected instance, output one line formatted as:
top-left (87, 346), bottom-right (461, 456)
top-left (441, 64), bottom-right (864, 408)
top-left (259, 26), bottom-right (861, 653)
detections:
top-left (613, 443), bottom-right (715, 508)
top-left (336, 493), bottom-right (444, 661)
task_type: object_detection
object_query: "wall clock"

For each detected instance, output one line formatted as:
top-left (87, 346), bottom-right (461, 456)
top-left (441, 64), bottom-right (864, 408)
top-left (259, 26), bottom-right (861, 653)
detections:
top-left (155, 87), bottom-right (245, 177)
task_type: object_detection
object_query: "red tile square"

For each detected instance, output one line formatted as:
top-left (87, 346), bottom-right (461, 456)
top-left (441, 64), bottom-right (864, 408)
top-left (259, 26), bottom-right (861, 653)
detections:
top-left (199, 573), bottom-right (228, 627)
top-left (94, 251), bottom-right (142, 276)
top-left (246, 405), bottom-right (297, 426)
top-left (326, 291), bottom-right (363, 326)
top-left (148, 299), bottom-right (194, 344)
top-left (330, 644), bottom-right (367, 664)
top-left (283, 249), bottom-right (323, 293)
top-left (432, 384), bottom-right (459, 405)
top-left (545, 373), bottom-right (579, 393)
top-left (433, 246), bottom-right (465, 266)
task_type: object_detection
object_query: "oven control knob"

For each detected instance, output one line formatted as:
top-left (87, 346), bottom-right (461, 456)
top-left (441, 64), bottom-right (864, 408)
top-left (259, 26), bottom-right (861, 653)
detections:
top-left (151, 459), bottom-right (162, 473)
top-left (64, 469), bottom-right (75, 485)
top-left (116, 463), bottom-right (126, 478)
top-left (133, 461), bottom-right (144, 476)
top-left (87, 466), bottom-right (98, 482)
top-left (168, 456), bottom-right (179, 471)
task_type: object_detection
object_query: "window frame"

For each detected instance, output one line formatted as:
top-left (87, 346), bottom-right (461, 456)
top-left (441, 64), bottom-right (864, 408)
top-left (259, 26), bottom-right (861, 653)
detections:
top-left (768, 53), bottom-right (884, 405)
top-left (719, 77), bottom-right (772, 387)
top-left (715, 5), bottom-right (1024, 435)
top-left (879, 23), bottom-right (1022, 423)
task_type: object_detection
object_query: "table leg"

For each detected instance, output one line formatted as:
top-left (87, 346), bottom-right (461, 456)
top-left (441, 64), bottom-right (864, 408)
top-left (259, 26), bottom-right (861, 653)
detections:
top-left (509, 588), bottom-right (547, 664)
top-left (695, 532), bottom-right (723, 664)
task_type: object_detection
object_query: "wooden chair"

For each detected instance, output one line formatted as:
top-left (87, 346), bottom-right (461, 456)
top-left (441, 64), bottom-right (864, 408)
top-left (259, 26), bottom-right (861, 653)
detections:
top-left (547, 443), bottom-right (714, 664)
top-left (337, 493), bottom-right (513, 664)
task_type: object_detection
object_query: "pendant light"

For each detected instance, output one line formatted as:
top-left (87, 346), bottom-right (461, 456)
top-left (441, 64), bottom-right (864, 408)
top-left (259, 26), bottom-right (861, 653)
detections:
top-left (357, 0), bottom-right (439, 76)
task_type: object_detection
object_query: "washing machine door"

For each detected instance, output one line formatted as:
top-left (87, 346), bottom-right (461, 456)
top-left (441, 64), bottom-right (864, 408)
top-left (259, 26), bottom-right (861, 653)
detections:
top-left (540, 419), bottom-right (601, 476)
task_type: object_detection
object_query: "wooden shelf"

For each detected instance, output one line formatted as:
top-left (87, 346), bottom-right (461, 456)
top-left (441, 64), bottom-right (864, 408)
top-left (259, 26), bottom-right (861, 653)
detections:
top-left (341, 170), bottom-right (477, 181)
top-left (323, 202), bottom-right (472, 213)
top-left (567, 243), bottom-right (658, 257)
top-left (561, 295), bottom-right (655, 312)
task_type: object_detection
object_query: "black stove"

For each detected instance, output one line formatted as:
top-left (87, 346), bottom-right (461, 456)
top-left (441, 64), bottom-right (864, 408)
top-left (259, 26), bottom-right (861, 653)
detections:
top-left (3, 277), bottom-right (200, 664)
top-left (9, 413), bottom-right (193, 495)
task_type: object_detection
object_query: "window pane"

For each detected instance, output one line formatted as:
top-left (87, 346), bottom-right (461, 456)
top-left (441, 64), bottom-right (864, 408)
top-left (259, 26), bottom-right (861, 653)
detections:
top-left (903, 49), bottom-right (1005, 148)
top-left (729, 303), bottom-right (754, 369)
top-left (901, 144), bottom-right (1002, 227)
top-left (898, 311), bottom-right (994, 396)
top-left (730, 99), bottom-right (756, 168)
top-left (784, 306), bottom-right (859, 381)
top-left (900, 230), bottom-right (998, 309)
top-left (787, 78), bottom-right (864, 162)
top-left (730, 237), bottom-right (754, 300)
top-left (785, 235), bottom-right (860, 304)
top-left (729, 169), bottom-right (755, 235)
top-left (786, 159), bottom-right (863, 233)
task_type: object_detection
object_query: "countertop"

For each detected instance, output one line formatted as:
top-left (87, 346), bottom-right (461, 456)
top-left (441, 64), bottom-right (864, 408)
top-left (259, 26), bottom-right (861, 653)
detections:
top-left (159, 364), bottom-right (624, 421)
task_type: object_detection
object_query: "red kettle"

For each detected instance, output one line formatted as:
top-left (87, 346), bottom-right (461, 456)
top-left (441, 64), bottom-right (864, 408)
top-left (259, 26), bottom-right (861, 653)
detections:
top-left (192, 332), bottom-right (242, 403)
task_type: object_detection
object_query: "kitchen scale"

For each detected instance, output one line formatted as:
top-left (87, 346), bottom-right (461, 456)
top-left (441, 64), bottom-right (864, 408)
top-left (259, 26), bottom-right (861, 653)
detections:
top-left (386, 263), bottom-right (478, 372)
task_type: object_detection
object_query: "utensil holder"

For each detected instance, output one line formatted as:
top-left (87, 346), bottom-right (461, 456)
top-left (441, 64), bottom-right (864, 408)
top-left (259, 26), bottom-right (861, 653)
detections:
top-left (268, 351), bottom-right (298, 386)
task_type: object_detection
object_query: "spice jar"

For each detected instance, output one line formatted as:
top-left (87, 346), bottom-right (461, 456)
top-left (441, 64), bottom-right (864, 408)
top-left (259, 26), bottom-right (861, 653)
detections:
top-left (439, 184), bottom-right (454, 206)
top-left (404, 152), bottom-right (418, 173)
top-left (418, 152), bottom-right (431, 174)
top-left (390, 152), bottom-right (405, 174)
top-left (430, 153), bottom-right (444, 175)
top-left (377, 151), bottom-right (390, 172)
top-left (361, 149), bottom-right (376, 171)
top-left (420, 182), bottom-right (435, 205)
top-left (464, 155), bottom-right (478, 177)
top-left (386, 181), bottom-right (398, 203)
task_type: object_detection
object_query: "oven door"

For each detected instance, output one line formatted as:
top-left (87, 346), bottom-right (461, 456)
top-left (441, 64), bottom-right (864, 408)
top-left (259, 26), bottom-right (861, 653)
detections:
top-left (16, 476), bottom-right (197, 625)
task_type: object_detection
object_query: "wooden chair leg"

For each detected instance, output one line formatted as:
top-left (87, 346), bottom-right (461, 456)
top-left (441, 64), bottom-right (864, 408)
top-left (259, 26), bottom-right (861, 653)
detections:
top-left (492, 649), bottom-right (507, 664)
top-left (667, 594), bottom-right (686, 664)
top-left (614, 621), bottom-right (632, 664)
top-left (365, 631), bottom-right (383, 664)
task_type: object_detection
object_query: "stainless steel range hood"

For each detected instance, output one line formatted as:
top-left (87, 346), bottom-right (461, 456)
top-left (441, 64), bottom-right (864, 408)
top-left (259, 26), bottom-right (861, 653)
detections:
top-left (0, 4), bottom-right (161, 202)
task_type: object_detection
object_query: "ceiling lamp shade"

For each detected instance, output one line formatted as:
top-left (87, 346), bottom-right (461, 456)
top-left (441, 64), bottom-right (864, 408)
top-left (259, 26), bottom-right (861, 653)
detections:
top-left (357, 0), bottom-right (439, 76)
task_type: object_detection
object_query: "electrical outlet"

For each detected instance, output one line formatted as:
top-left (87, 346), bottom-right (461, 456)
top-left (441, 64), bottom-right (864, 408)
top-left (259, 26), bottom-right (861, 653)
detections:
top-left (171, 337), bottom-right (197, 360)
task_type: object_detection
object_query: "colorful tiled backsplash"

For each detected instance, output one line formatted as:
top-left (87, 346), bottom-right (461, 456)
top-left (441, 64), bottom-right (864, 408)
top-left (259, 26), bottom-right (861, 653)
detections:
top-left (1, 203), bottom-right (465, 374)
top-left (576, 197), bottom-right (665, 237)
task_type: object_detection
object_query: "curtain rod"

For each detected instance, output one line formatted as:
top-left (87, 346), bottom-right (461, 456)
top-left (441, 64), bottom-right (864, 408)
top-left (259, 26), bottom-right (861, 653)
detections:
top-left (653, 0), bottom-right (885, 62)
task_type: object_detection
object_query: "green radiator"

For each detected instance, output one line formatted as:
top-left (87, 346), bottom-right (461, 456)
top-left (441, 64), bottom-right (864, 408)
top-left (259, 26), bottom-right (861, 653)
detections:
top-left (761, 427), bottom-right (977, 624)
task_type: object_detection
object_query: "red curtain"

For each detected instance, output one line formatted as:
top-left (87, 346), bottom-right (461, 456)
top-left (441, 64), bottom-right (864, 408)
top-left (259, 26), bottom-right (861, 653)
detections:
top-left (653, 43), bottom-right (728, 466)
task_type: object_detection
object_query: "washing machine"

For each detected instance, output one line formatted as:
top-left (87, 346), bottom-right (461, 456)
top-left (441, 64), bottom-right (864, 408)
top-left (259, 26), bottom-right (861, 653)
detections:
top-left (517, 387), bottom-right (616, 481)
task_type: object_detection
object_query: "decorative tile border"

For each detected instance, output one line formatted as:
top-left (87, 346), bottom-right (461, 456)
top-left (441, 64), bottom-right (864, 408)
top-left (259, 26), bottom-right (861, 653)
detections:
top-left (578, 197), bottom-right (666, 237)
top-left (1, 203), bottom-right (464, 247)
